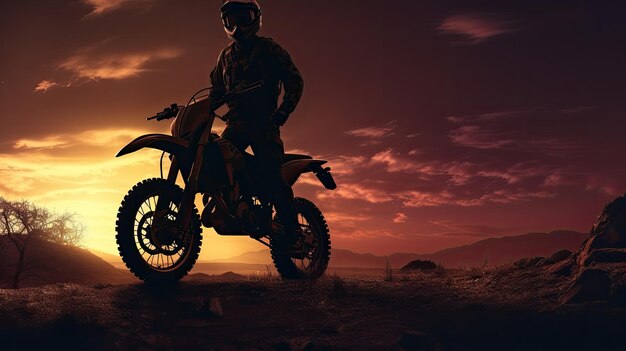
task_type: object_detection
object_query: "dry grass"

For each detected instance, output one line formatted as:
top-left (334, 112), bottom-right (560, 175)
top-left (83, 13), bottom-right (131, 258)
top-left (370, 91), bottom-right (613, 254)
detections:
top-left (383, 257), bottom-right (394, 282)
top-left (246, 265), bottom-right (280, 282)
top-left (326, 273), bottom-right (347, 298)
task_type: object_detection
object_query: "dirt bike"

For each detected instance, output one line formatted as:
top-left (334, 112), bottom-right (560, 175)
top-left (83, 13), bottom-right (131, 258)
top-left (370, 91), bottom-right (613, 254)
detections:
top-left (114, 81), bottom-right (336, 283)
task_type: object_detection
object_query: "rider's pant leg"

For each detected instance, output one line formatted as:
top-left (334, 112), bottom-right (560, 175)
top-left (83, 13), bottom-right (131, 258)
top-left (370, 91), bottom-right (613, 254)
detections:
top-left (250, 126), bottom-right (299, 233)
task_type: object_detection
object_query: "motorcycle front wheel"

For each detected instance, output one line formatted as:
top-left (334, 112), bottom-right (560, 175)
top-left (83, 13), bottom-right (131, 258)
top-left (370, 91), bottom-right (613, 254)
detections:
top-left (270, 197), bottom-right (331, 280)
top-left (116, 178), bottom-right (202, 283)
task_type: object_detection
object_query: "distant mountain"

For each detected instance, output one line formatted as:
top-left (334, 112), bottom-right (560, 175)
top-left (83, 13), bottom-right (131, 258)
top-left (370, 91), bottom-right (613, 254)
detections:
top-left (210, 230), bottom-right (589, 269)
top-left (205, 249), bottom-right (273, 265)
top-left (206, 248), bottom-right (390, 267)
top-left (89, 248), bottom-right (123, 263)
top-left (414, 230), bottom-right (589, 268)
top-left (1, 237), bottom-right (133, 288)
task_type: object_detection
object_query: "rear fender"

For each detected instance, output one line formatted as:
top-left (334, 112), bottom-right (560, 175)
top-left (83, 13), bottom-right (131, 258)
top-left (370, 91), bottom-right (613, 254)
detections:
top-left (116, 134), bottom-right (189, 158)
top-left (281, 159), bottom-right (337, 190)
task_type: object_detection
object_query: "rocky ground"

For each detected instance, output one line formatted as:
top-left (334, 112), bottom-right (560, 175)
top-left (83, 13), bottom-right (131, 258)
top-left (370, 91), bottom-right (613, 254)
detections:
top-left (1, 263), bottom-right (625, 351)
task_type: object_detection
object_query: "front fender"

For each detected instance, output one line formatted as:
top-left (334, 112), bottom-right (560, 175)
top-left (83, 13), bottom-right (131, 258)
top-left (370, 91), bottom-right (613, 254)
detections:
top-left (281, 159), bottom-right (337, 190)
top-left (116, 134), bottom-right (189, 157)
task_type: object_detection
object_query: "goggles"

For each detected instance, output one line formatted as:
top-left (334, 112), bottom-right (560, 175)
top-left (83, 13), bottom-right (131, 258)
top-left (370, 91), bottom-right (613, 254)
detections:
top-left (223, 9), bottom-right (257, 29)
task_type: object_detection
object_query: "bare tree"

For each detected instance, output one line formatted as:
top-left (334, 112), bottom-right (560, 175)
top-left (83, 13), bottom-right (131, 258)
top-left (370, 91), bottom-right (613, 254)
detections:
top-left (0, 197), bottom-right (84, 288)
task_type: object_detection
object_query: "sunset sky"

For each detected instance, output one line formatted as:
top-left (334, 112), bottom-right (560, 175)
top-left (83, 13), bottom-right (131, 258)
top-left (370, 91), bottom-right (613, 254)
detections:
top-left (1, 0), bottom-right (626, 260)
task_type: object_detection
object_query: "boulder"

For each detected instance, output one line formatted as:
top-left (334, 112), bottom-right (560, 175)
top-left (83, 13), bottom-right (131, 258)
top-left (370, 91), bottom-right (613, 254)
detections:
top-left (582, 248), bottom-right (626, 266)
top-left (547, 249), bottom-right (572, 264)
top-left (274, 339), bottom-right (329, 351)
top-left (397, 330), bottom-right (435, 351)
top-left (587, 194), bottom-right (626, 249)
top-left (575, 194), bottom-right (626, 267)
top-left (547, 259), bottom-right (574, 276)
top-left (611, 281), bottom-right (626, 305)
top-left (560, 268), bottom-right (612, 304)
top-left (400, 260), bottom-right (437, 272)
top-left (274, 341), bottom-right (294, 351)
top-left (302, 341), bottom-right (331, 351)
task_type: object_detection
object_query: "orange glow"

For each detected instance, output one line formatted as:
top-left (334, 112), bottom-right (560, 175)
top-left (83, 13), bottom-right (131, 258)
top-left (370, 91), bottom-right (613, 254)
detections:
top-left (1, 127), bottom-right (261, 260)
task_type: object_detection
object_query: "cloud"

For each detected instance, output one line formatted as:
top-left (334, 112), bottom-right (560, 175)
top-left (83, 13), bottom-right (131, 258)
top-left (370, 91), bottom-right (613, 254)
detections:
top-left (327, 155), bottom-right (369, 175)
top-left (345, 121), bottom-right (395, 138)
top-left (449, 125), bottom-right (514, 149)
top-left (543, 173), bottom-right (574, 187)
top-left (371, 148), bottom-right (440, 175)
top-left (60, 49), bottom-right (181, 81)
top-left (13, 135), bottom-right (67, 149)
top-left (324, 212), bottom-right (371, 226)
top-left (82, 0), bottom-right (153, 16)
top-left (33, 80), bottom-right (59, 93)
top-left (84, 0), bottom-right (128, 15)
top-left (369, 149), bottom-right (474, 185)
top-left (34, 44), bottom-right (182, 92)
top-left (428, 220), bottom-right (508, 237)
top-left (397, 191), bottom-right (455, 207)
top-left (437, 13), bottom-right (516, 44)
top-left (446, 109), bottom-right (532, 124)
top-left (456, 189), bottom-right (554, 206)
top-left (585, 176), bottom-right (619, 196)
top-left (393, 212), bottom-right (408, 223)
top-left (477, 163), bottom-right (548, 184)
top-left (447, 109), bottom-right (577, 153)
top-left (398, 189), bottom-right (553, 208)
top-left (12, 128), bottom-right (153, 151)
top-left (317, 182), bottom-right (393, 204)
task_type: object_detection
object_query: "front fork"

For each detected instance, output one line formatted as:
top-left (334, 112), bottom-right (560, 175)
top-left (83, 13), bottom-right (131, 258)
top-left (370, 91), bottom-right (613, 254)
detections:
top-left (151, 125), bottom-right (211, 238)
top-left (175, 126), bottom-right (213, 229)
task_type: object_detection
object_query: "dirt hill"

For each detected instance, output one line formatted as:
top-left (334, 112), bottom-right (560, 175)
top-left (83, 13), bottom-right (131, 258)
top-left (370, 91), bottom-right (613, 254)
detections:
top-left (0, 237), bottom-right (133, 288)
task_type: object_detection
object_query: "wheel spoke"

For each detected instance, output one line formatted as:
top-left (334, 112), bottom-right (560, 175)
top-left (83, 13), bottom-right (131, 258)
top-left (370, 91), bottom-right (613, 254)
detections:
top-left (131, 195), bottom-right (191, 271)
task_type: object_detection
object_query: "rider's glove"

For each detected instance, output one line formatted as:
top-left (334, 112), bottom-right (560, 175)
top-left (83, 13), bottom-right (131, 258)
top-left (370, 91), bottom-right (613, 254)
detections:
top-left (271, 110), bottom-right (289, 127)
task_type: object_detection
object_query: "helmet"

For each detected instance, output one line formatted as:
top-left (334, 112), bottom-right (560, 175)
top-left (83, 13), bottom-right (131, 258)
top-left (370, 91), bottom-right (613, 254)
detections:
top-left (220, 0), bottom-right (262, 43)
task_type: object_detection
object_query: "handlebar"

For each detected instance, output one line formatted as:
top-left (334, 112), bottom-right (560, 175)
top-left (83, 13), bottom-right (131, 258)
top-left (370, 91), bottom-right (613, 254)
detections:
top-left (147, 80), bottom-right (264, 122)
top-left (147, 103), bottom-right (180, 121)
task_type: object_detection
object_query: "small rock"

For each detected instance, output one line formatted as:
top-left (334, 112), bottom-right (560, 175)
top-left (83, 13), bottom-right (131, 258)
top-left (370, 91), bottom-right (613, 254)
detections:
top-left (220, 271), bottom-right (245, 280)
top-left (610, 281), bottom-right (626, 305)
top-left (208, 297), bottom-right (223, 317)
top-left (302, 341), bottom-right (331, 351)
top-left (193, 297), bottom-right (224, 317)
top-left (400, 260), bottom-right (437, 271)
top-left (398, 330), bottom-right (434, 351)
top-left (547, 259), bottom-right (573, 276)
top-left (561, 268), bottom-right (612, 304)
top-left (583, 248), bottom-right (626, 266)
top-left (274, 338), bottom-right (323, 351)
top-left (274, 341), bottom-right (293, 351)
top-left (547, 249), bottom-right (572, 264)
top-left (514, 256), bottom-right (543, 268)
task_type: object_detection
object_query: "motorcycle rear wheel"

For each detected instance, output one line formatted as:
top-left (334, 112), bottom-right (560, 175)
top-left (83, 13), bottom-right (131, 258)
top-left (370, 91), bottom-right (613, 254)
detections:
top-left (270, 197), bottom-right (331, 280)
top-left (116, 178), bottom-right (202, 283)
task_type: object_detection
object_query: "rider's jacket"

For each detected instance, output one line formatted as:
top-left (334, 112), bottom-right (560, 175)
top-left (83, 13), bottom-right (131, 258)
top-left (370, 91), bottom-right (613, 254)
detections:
top-left (208, 35), bottom-right (304, 126)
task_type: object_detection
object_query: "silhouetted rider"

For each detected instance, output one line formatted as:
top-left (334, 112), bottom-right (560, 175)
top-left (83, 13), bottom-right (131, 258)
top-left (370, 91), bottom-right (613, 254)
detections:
top-left (207, 0), bottom-right (304, 246)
